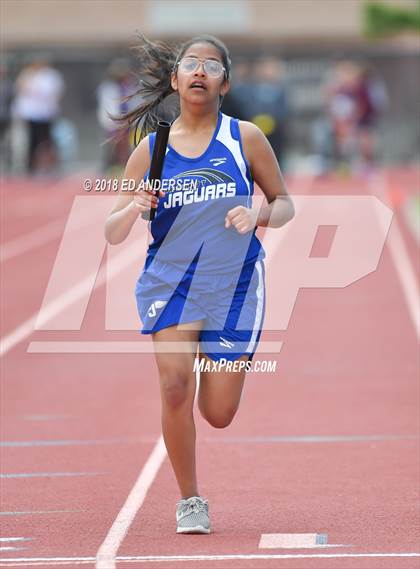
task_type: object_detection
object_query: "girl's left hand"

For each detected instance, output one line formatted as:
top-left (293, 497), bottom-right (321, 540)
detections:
top-left (225, 206), bottom-right (259, 234)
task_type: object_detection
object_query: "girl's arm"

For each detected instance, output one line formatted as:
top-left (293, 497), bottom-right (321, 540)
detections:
top-left (104, 135), bottom-right (164, 245)
top-left (225, 122), bottom-right (295, 233)
top-left (241, 121), bottom-right (295, 227)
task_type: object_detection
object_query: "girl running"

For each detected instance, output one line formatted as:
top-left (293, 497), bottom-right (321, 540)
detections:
top-left (104, 34), bottom-right (295, 534)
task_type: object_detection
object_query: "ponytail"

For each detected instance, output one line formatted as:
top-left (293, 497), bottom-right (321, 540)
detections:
top-left (109, 33), bottom-right (231, 146)
top-left (110, 33), bottom-right (178, 145)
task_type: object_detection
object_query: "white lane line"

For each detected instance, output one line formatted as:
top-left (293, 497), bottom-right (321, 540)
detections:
top-left (95, 436), bottom-right (167, 569)
top-left (0, 539), bottom-right (32, 542)
top-left (1, 218), bottom-right (68, 263)
top-left (0, 172), bottom-right (85, 211)
top-left (386, 214), bottom-right (420, 339)
top-left (1, 173), bottom-right (92, 264)
top-left (0, 237), bottom-right (143, 357)
top-left (119, 552), bottom-right (420, 561)
top-left (1, 472), bottom-right (104, 479)
top-left (27, 341), bottom-right (282, 353)
top-left (204, 434), bottom-right (418, 443)
top-left (369, 173), bottom-right (420, 339)
top-left (0, 552), bottom-right (419, 566)
top-left (0, 510), bottom-right (85, 516)
top-left (1, 437), bottom-right (143, 447)
top-left (3, 434), bottom-right (413, 448)
top-left (21, 414), bottom-right (72, 421)
top-left (0, 538), bottom-right (31, 552)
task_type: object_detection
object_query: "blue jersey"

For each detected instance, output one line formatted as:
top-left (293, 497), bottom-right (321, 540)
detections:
top-left (142, 111), bottom-right (265, 285)
top-left (135, 112), bottom-right (267, 359)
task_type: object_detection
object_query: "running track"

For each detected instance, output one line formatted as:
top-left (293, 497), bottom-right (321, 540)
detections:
top-left (0, 168), bottom-right (419, 568)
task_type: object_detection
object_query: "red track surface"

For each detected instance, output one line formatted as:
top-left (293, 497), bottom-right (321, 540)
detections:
top-left (1, 168), bottom-right (419, 569)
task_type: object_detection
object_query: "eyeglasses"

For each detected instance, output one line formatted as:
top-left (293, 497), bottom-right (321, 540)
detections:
top-left (176, 57), bottom-right (226, 78)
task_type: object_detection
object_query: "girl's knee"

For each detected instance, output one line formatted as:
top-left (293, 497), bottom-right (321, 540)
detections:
top-left (160, 370), bottom-right (191, 409)
top-left (199, 405), bottom-right (237, 429)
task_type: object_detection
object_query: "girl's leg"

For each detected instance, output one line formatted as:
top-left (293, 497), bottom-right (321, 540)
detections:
top-left (152, 321), bottom-right (203, 499)
top-left (197, 353), bottom-right (249, 428)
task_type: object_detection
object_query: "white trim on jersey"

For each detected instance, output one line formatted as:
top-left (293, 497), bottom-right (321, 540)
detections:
top-left (216, 114), bottom-right (251, 208)
top-left (245, 261), bottom-right (264, 354)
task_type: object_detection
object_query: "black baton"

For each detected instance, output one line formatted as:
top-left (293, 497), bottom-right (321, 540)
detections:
top-left (141, 120), bottom-right (171, 221)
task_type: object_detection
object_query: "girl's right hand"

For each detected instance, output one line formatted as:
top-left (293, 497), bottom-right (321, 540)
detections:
top-left (132, 184), bottom-right (166, 214)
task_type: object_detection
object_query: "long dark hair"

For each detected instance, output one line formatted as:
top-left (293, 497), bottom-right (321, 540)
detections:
top-left (112, 33), bottom-right (231, 145)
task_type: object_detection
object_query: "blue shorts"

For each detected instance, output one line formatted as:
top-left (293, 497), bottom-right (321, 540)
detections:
top-left (135, 258), bottom-right (266, 362)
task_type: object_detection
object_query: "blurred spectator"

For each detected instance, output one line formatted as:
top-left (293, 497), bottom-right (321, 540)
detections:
top-left (249, 56), bottom-right (289, 169)
top-left (354, 63), bottom-right (388, 172)
top-left (96, 58), bottom-right (137, 174)
top-left (11, 56), bottom-right (65, 174)
top-left (223, 56), bottom-right (289, 167)
top-left (0, 60), bottom-right (14, 170)
top-left (221, 58), bottom-right (253, 121)
top-left (51, 117), bottom-right (79, 169)
top-left (326, 60), bottom-right (360, 168)
top-left (326, 60), bottom-right (388, 174)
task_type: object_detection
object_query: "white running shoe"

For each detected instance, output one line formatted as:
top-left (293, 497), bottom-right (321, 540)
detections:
top-left (176, 495), bottom-right (211, 534)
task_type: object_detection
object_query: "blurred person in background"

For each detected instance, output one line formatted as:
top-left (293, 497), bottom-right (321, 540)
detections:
top-left (326, 60), bottom-right (360, 172)
top-left (249, 56), bottom-right (289, 169)
top-left (11, 55), bottom-right (65, 174)
top-left (96, 58), bottom-right (137, 175)
top-left (353, 62), bottom-right (388, 175)
top-left (221, 58), bottom-right (253, 121)
top-left (326, 60), bottom-right (387, 176)
top-left (0, 60), bottom-right (14, 171)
